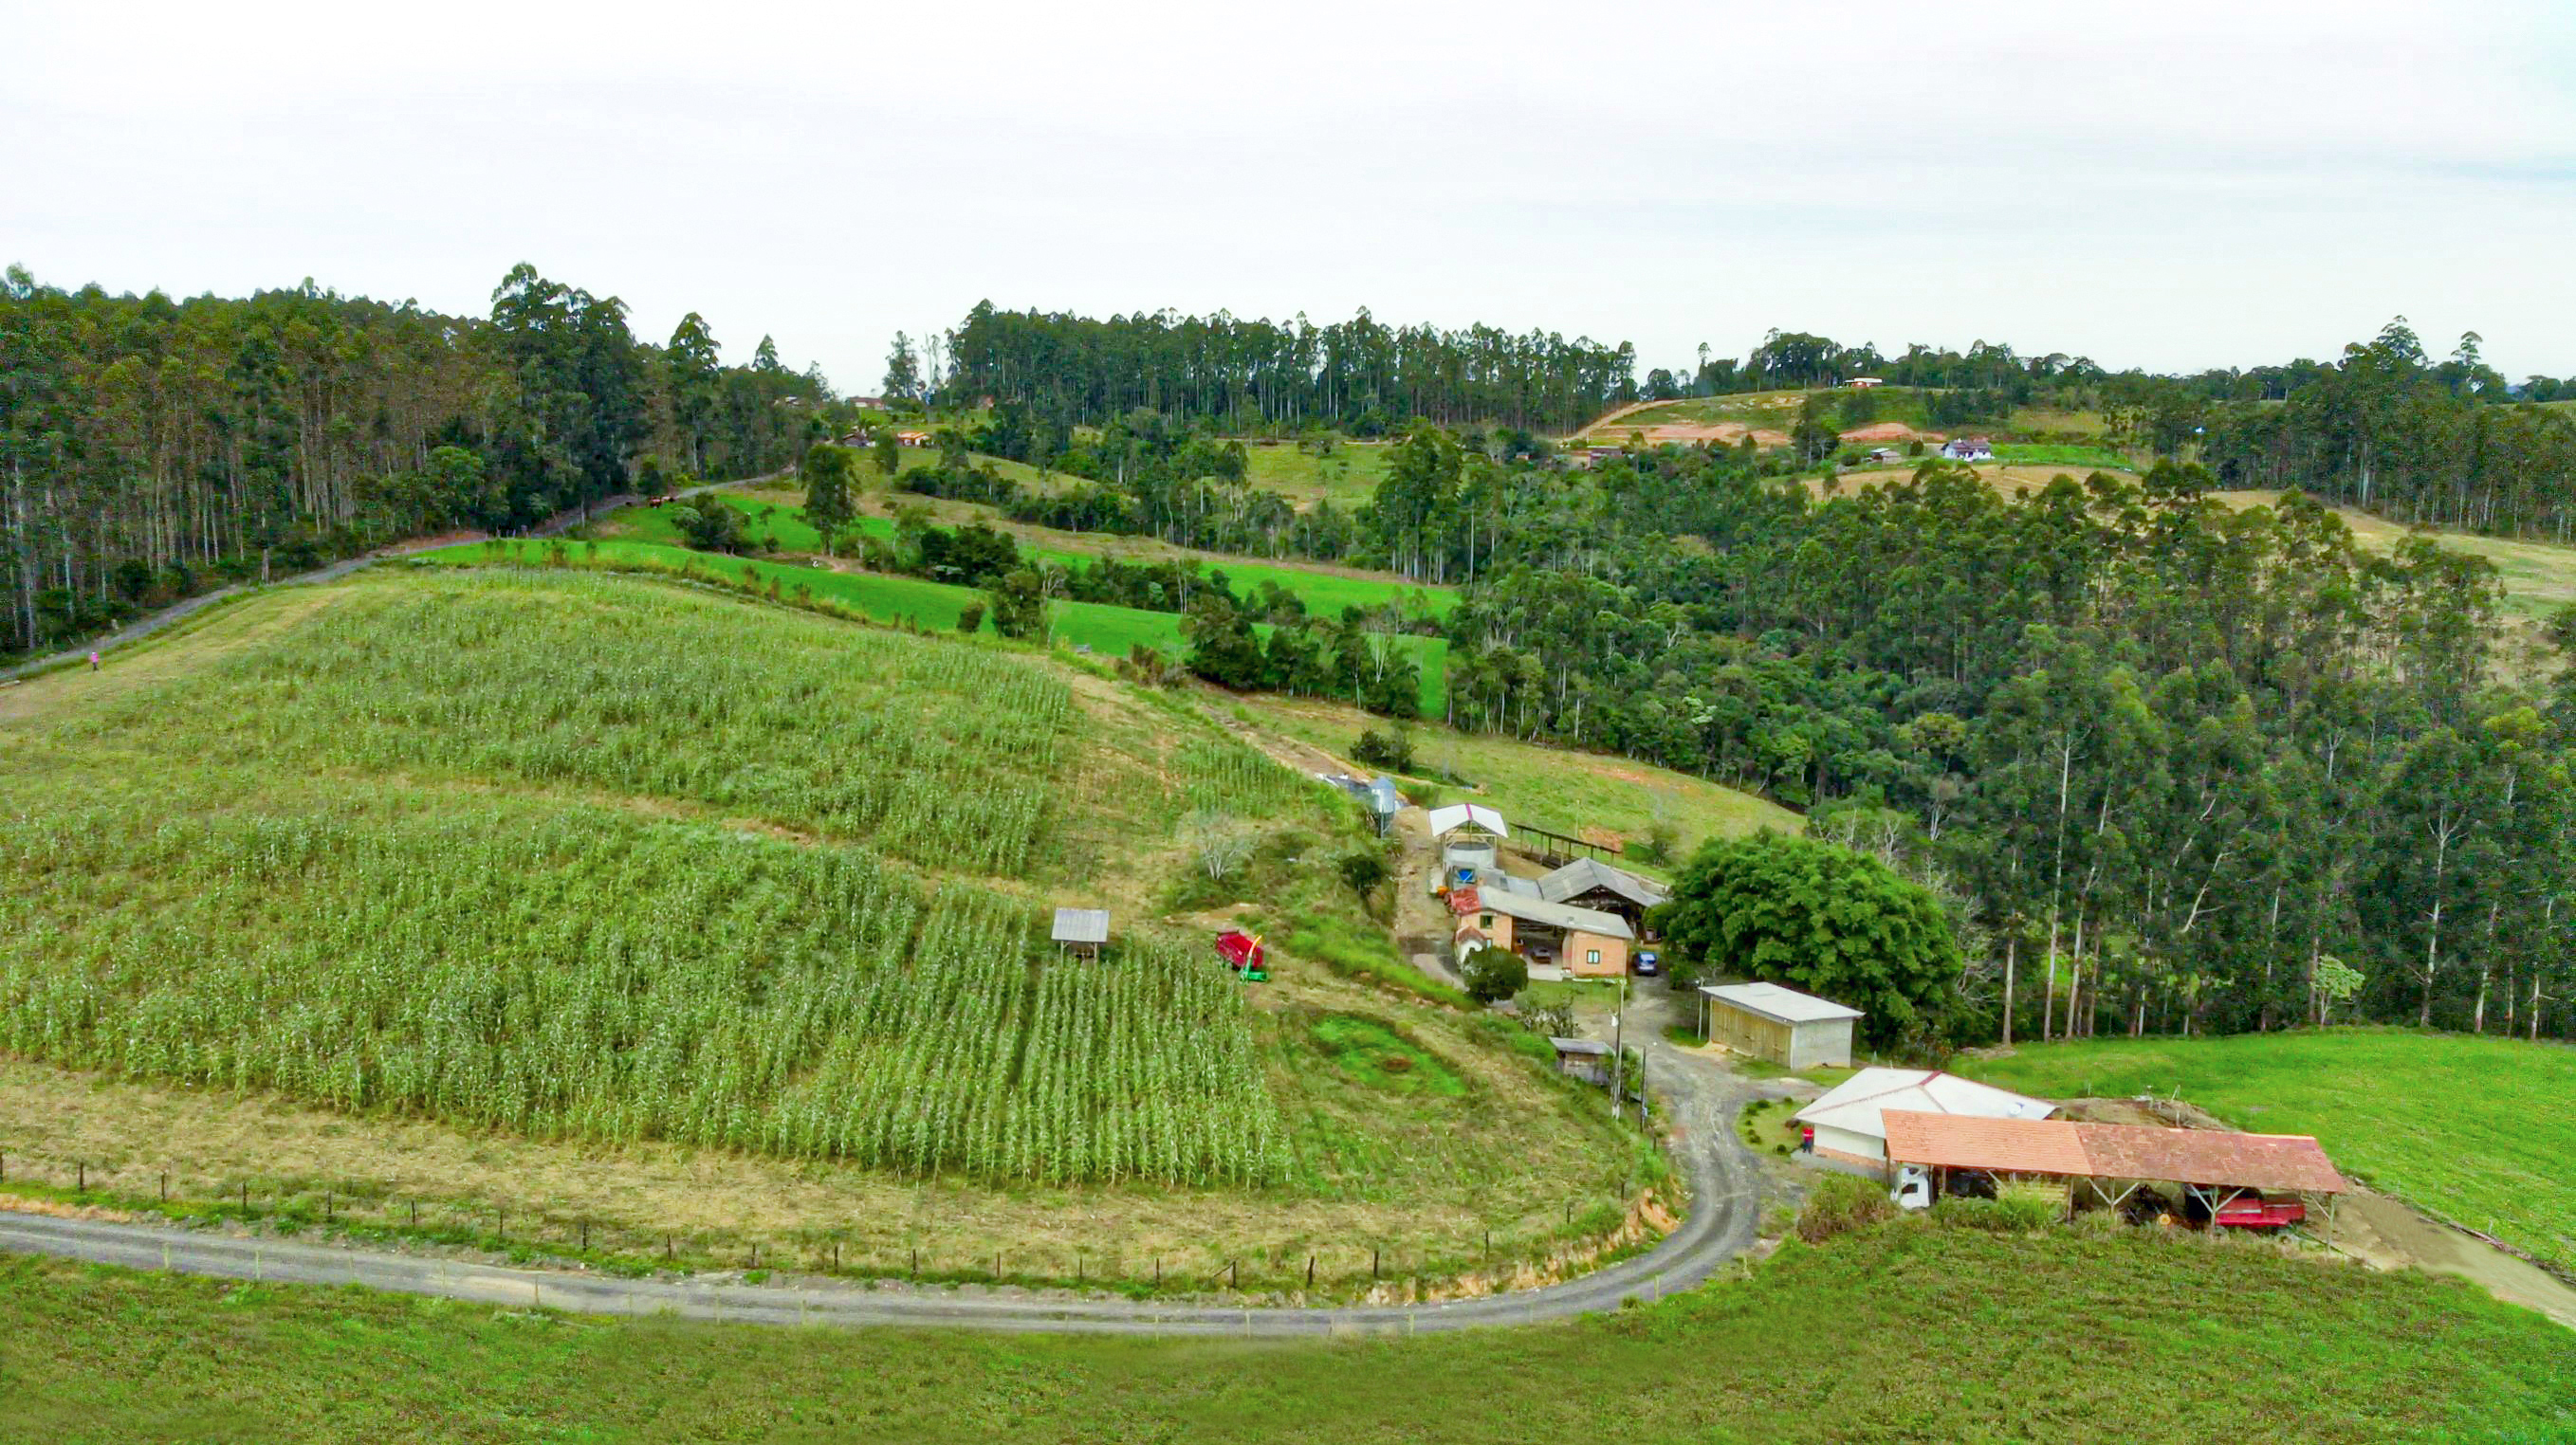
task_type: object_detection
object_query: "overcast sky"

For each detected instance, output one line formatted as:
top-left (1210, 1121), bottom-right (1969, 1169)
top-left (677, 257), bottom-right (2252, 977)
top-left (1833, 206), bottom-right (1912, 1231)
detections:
top-left (9, 0), bottom-right (2573, 388)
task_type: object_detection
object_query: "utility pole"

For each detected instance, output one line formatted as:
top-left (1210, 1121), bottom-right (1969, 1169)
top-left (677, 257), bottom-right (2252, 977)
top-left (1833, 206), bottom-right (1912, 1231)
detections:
top-left (1609, 969), bottom-right (1629, 1124)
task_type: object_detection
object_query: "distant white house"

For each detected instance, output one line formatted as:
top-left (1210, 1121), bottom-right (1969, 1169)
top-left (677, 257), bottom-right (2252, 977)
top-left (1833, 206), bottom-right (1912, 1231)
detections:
top-left (1939, 437), bottom-right (1994, 462)
top-left (1793, 1068), bottom-right (2055, 1170)
top-left (1846, 376), bottom-right (1885, 389)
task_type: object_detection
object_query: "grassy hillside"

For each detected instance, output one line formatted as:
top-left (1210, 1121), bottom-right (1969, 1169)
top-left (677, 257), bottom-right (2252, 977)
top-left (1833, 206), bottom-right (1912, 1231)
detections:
top-left (5, 1226), bottom-right (2569, 1444)
top-left (1231, 694), bottom-right (1800, 866)
top-left (0, 571), bottom-right (1630, 1287)
top-left (1581, 390), bottom-right (2116, 446)
top-left (419, 538), bottom-right (1450, 714)
top-left (616, 490), bottom-right (1457, 620)
top-left (1960, 1029), bottom-right (2576, 1273)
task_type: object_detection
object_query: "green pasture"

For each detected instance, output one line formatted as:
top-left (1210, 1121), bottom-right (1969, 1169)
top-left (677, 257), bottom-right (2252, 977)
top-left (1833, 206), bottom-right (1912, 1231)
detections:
top-left (1961, 1028), bottom-right (2576, 1273)
top-left (4, 1223), bottom-right (2568, 1443)
top-left (616, 492), bottom-right (1457, 620)
top-left (418, 539), bottom-right (1448, 713)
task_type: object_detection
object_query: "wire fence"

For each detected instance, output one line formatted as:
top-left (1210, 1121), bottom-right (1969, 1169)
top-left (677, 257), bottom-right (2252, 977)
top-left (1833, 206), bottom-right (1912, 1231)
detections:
top-left (0, 1149), bottom-right (1650, 1300)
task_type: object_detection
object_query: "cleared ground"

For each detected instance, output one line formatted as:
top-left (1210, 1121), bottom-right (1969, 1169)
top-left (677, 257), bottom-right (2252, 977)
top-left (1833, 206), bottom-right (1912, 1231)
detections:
top-left (3, 1222), bottom-right (2568, 1443)
top-left (1960, 1028), bottom-right (2576, 1277)
top-left (0, 573), bottom-right (1633, 1290)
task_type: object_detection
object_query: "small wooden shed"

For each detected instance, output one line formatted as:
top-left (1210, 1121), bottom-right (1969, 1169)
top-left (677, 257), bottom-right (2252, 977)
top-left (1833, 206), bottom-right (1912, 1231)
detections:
top-left (1697, 982), bottom-right (1863, 1070)
top-left (1548, 1037), bottom-right (1612, 1086)
top-left (1052, 907), bottom-right (1109, 961)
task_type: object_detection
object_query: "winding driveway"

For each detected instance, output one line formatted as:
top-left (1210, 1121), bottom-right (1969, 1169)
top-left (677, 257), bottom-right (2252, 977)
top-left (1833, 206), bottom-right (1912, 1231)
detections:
top-left (0, 1021), bottom-right (1762, 1335)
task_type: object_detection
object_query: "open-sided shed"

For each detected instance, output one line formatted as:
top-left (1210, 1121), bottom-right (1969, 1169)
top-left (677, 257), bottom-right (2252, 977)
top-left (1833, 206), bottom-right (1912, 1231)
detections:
top-left (1881, 1109), bottom-right (2348, 1223)
top-left (1051, 907), bottom-right (1109, 961)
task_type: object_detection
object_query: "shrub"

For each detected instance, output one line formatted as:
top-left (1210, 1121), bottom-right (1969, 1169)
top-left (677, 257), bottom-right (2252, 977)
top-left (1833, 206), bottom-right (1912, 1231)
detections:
top-left (1352, 727), bottom-right (1414, 773)
top-left (1934, 1182), bottom-right (2059, 1234)
top-left (1796, 1172), bottom-right (1895, 1244)
top-left (954, 602), bottom-right (985, 633)
top-left (1459, 946), bottom-right (1528, 1004)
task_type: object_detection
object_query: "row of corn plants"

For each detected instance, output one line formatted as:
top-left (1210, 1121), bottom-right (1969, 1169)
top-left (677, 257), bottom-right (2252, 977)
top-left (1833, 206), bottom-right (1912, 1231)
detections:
top-left (62, 571), bottom-right (1074, 874)
top-left (0, 803), bottom-right (1288, 1186)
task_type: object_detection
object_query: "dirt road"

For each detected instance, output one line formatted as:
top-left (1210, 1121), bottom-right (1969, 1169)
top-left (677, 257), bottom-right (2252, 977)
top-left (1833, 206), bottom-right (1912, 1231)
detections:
top-left (0, 1033), bottom-right (1763, 1333)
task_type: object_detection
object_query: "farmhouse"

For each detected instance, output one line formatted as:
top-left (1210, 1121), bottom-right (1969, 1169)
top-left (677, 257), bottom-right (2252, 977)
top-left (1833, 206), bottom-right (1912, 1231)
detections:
top-left (1846, 376), bottom-right (1884, 389)
top-left (1536, 857), bottom-right (1668, 933)
top-left (896, 430), bottom-right (932, 447)
top-left (1794, 1068), bottom-right (2055, 1169)
top-left (1939, 437), bottom-right (1994, 462)
top-left (1051, 906), bottom-right (1109, 961)
top-left (1697, 982), bottom-right (1862, 1069)
top-left (1452, 887), bottom-right (1633, 977)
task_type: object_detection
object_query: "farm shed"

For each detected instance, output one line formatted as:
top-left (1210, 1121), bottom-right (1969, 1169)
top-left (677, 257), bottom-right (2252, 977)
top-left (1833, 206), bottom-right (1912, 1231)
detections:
top-left (1537, 857), bottom-right (1668, 932)
top-left (1794, 1069), bottom-right (2055, 1169)
top-left (1548, 1037), bottom-right (1612, 1084)
top-left (1051, 907), bottom-right (1109, 961)
top-left (1451, 887), bottom-right (1633, 977)
top-left (1881, 1110), bottom-right (2348, 1220)
top-left (1697, 982), bottom-right (1862, 1070)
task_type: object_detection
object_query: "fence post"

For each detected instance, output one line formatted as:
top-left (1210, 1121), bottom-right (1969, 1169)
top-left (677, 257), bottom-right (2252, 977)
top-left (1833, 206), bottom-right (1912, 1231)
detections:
top-left (1371, 1248), bottom-right (1380, 1279)
top-left (666, 1235), bottom-right (674, 1262)
top-left (994, 1251), bottom-right (1003, 1279)
top-left (242, 1181), bottom-right (248, 1214)
top-left (911, 1247), bottom-right (918, 1278)
top-left (498, 1206), bottom-right (506, 1242)
top-left (831, 1241), bottom-right (839, 1272)
top-left (324, 1191), bottom-right (332, 1224)
top-left (1, 1148), bottom-right (7, 1183)
top-left (1306, 1255), bottom-right (1315, 1289)
top-left (409, 1200), bottom-right (418, 1229)
top-left (1228, 1259), bottom-right (1238, 1290)
top-left (580, 1220), bottom-right (589, 1252)
top-left (160, 1171), bottom-right (168, 1202)
top-left (76, 1161), bottom-right (84, 1194)
top-left (749, 1243), bottom-right (759, 1271)
top-left (1153, 1257), bottom-right (1161, 1289)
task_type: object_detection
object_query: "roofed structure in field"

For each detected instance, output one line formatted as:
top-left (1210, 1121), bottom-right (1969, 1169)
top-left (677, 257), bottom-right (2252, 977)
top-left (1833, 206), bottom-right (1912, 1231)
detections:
top-left (1425, 802), bottom-right (1508, 839)
top-left (1881, 1110), bottom-right (2348, 1194)
top-left (1537, 857), bottom-right (1667, 910)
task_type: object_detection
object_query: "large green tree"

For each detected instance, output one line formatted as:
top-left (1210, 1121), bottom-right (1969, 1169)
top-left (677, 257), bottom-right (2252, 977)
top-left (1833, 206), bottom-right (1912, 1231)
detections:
top-left (1655, 832), bottom-right (1961, 1048)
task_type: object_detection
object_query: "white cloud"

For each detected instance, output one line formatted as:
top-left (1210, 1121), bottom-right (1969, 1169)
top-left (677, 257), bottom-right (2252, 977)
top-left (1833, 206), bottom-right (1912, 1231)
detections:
top-left (4, 0), bottom-right (2571, 384)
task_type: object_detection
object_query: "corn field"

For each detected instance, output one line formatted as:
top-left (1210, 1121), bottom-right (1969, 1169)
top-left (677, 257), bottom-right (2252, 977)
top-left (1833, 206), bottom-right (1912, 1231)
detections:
top-left (67, 571), bottom-right (1073, 874)
top-left (0, 807), bottom-right (1288, 1186)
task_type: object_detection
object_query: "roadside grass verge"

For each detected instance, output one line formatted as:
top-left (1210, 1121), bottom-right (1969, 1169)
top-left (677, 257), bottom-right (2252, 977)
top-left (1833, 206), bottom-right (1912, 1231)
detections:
top-left (1, 1224), bottom-right (2567, 1443)
top-left (1959, 1027), bottom-right (2576, 1274)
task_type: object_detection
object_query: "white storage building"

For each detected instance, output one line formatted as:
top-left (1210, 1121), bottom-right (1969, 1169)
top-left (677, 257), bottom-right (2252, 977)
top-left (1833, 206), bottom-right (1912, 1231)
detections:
top-left (1696, 982), bottom-right (1863, 1070)
top-left (1794, 1068), bottom-right (2056, 1169)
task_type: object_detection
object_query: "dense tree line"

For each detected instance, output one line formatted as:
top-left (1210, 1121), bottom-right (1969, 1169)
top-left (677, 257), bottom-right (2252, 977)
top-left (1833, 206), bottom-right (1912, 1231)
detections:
top-left (940, 302), bottom-right (1634, 433)
top-left (1435, 449), bottom-right (2576, 1046)
top-left (0, 265), bottom-right (822, 655)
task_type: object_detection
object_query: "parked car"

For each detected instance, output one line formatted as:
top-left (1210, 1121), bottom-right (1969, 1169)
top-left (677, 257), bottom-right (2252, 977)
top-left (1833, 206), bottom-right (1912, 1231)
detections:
top-left (1633, 950), bottom-right (1660, 978)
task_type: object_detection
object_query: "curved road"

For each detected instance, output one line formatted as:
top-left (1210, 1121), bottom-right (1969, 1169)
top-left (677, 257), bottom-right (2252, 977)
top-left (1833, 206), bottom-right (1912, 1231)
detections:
top-left (0, 1020), bottom-right (1764, 1335)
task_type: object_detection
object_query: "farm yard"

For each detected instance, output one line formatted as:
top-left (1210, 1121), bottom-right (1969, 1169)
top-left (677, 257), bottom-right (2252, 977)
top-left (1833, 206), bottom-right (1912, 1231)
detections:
top-left (1960, 1029), bottom-right (2576, 1276)
top-left (0, 569), bottom-right (1637, 1288)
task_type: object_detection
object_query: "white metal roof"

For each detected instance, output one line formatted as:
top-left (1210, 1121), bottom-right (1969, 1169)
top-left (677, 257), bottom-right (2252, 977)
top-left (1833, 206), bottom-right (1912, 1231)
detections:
top-left (1699, 981), bottom-right (1864, 1024)
top-left (1425, 802), bottom-right (1509, 839)
top-left (1794, 1068), bottom-right (2055, 1139)
top-left (1050, 907), bottom-right (1110, 944)
top-left (1469, 889), bottom-right (1633, 940)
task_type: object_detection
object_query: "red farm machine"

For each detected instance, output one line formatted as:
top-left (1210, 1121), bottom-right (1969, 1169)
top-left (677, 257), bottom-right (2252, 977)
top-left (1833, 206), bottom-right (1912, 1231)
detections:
top-left (1215, 930), bottom-right (1268, 983)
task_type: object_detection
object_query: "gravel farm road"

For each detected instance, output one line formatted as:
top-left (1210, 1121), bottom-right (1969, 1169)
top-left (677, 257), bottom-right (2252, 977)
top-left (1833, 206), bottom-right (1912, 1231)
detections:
top-left (0, 1020), bottom-right (1764, 1337)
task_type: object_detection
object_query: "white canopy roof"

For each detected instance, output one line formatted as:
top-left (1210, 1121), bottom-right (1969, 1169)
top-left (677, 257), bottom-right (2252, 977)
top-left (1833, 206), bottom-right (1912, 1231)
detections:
top-left (1794, 1068), bottom-right (2055, 1140)
top-left (1699, 981), bottom-right (1864, 1024)
top-left (1425, 802), bottom-right (1509, 839)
